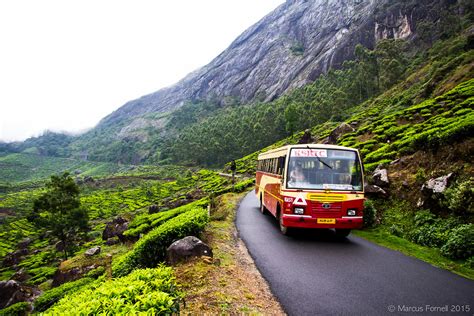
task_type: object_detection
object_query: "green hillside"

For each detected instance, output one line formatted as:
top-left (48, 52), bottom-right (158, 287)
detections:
top-left (0, 2), bottom-right (472, 314)
top-left (0, 153), bottom-right (131, 187)
top-left (62, 28), bottom-right (472, 167)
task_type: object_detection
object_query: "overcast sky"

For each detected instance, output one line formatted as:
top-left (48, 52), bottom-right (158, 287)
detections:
top-left (0, 0), bottom-right (284, 142)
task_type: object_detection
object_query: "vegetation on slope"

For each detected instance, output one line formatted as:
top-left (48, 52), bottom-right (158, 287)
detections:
top-left (161, 31), bottom-right (473, 166)
top-left (3, 1), bottom-right (471, 167)
top-left (0, 3), bottom-right (472, 313)
top-left (0, 152), bottom-right (133, 190)
top-left (44, 267), bottom-right (182, 315)
top-left (0, 165), bottom-right (234, 284)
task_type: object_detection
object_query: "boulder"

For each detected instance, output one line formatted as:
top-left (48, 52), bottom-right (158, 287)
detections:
top-left (84, 176), bottom-right (94, 183)
top-left (52, 264), bottom-right (101, 287)
top-left (372, 165), bottom-right (389, 187)
top-left (105, 236), bottom-right (120, 246)
top-left (418, 173), bottom-right (455, 209)
top-left (365, 184), bottom-right (387, 197)
top-left (166, 236), bottom-right (213, 265)
top-left (55, 241), bottom-right (65, 252)
top-left (160, 198), bottom-right (190, 211)
top-left (148, 204), bottom-right (160, 214)
top-left (10, 269), bottom-right (30, 283)
top-left (186, 189), bottom-right (204, 200)
top-left (17, 238), bottom-right (31, 250)
top-left (298, 129), bottom-right (314, 144)
top-left (422, 173), bottom-right (454, 195)
top-left (84, 246), bottom-right (101, 257)
top-left (0, 280), bottom-right (29, 309)
top-left (102, 217), bottom-right (129, 241)
top-left (3, 249), bottom-right (28, 267)
top-left (327, 123), bottom-right (355, 144)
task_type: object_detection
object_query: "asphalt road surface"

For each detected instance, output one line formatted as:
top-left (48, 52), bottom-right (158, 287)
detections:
top-left (236, 192), bottom-right (474, 315)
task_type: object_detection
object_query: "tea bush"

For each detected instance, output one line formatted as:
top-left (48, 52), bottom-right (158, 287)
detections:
top-left (113, 208), bottom-right (209, 277)
top-left (124, 199), bottom-right (208, 238)
top-left (0, 302), bottom-right (30, 316)
top-left (84, 266), bottom-right (106, 279)
top-left (232, 178), bottom-right (255, 193)
top-left (34, 277), bottom-right (94, 312)
top-left (44, 267), bottom-right (182, 315)
top-left (338, 79), bottom-right (474, 169)
top-left (26, 266), bottom-right (56, 285)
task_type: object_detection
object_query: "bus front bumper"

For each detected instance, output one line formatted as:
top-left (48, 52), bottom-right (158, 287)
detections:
top-left (281, 214), bottom-right (363, 229)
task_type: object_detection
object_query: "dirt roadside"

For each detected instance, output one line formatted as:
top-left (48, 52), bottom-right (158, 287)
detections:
top-left (174, 192), bottom-right (285, 315)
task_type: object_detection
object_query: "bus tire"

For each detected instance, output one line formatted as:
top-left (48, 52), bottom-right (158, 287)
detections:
top-left (278, 208), bottom-right (290, 236)
top-left (335, 229), bottom-right (351, 238)
top-left (259, 195), bottom-right (267, 215)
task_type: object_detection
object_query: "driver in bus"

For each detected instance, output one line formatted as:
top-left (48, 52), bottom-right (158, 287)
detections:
top-left (336, 162), bottom-right (352, 184)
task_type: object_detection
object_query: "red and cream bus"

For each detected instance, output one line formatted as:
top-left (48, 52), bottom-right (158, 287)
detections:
top-left (255, 144), bottom-right (365, 236)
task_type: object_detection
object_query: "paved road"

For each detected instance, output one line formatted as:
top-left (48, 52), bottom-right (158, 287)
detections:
top-left (236, 192), bottom-right (474, 315)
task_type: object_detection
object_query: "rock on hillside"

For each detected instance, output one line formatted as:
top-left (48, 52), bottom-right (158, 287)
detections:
top-left (99, 0), bottom-right (445, 130)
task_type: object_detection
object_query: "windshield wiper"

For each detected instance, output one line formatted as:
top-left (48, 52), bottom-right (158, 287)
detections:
top-left (307, 146), bottom-right (333, 169)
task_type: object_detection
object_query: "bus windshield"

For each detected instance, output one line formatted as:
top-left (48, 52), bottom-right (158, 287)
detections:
top-left (287, 148), bottom-right (363, 191)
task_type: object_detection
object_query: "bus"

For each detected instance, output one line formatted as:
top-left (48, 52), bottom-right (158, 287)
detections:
top-left (255, 144), bottom-right (364, 236)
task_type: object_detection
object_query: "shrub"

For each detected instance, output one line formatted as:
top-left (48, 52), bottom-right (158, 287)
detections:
top-left (441, 224), bottom-right (474, 260)
top-left (233, 178), bottom-right (255, 192)
top-left (415, 168), bottom-right (427, 183)
top-left (389, 224), bottom-right (403, 237)
top-left (442, 178), bottom-right (474, 215)
top-left (413, 210), bottom-right (436, 226)
top-left (113, 208), bottom-right (209, 277)
top-left (84, 266), bottom-right (105, 279)
top-left (0, 302), bottom-right (30, 316)
top-left (124, 199), bottom-right (208, 238)
top-left (27, 266), bottom-right (57, 285)
top-left (34, 277), bottom-right (94, 312)
top-left (363, 199), bottom-right (377, 228)
top-left (463, 256), bottom-right (474, 269)
top-left (410, 224), bottom-right (447, 248)
top-left (409, 211), bottom-right (458, 248)
top-left (44, 267), bottom-right (182, 315)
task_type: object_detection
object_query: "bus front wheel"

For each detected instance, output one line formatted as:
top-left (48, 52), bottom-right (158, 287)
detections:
top-left (335, 229), bottom-right (351, 238)
top-left (279, 212), bottom-right (290, 235)
top-left (259, 196), bottom-right (267, 215)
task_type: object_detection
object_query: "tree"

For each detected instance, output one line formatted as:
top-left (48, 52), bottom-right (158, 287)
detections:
top-left (284, 103), bottom-right (299, 136)
top-left (375, 39), bottom-right (407, 90)
top-left (29, 172), bottom-right (89, 259)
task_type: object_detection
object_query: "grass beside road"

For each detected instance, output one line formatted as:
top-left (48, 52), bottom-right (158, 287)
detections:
top-left (354, 228), bottom-right (474, 280)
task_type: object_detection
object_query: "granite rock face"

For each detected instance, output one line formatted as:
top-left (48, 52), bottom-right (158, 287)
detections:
top-left (99, 0), bottom-right (441, 132)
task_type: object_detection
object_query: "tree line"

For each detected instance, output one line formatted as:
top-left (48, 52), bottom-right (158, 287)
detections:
top-left (160, 39), bottom-right (410, 166)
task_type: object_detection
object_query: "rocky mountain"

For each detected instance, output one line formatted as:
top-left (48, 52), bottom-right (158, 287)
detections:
top-left (99, 0), bottom-right (448, 129)
top-left (7, 0), bottom-right (469, 164)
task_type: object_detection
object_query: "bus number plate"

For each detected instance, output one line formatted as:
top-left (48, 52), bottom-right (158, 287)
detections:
top-left (317, 218), bottom-right (336, 224)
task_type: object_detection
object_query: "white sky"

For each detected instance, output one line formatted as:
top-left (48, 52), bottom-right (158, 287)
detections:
top-left (0, 0), bottom-right (284, 142)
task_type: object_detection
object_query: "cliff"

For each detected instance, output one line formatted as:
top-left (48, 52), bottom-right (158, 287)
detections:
top-left (98, 0), bottom-right (441, 129)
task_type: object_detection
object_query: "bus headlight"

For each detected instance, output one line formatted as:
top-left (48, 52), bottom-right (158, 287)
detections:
top-left (294, 207), bottom-right (305, 215)
top-left (347, 209), bottom-right (357, 216)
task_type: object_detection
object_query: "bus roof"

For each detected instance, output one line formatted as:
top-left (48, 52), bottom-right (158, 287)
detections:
top-left (257, 144), bottom-right (359, 160)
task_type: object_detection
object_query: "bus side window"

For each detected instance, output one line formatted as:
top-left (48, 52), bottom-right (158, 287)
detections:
top-left (278, 156), bottom-right (285, 176)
